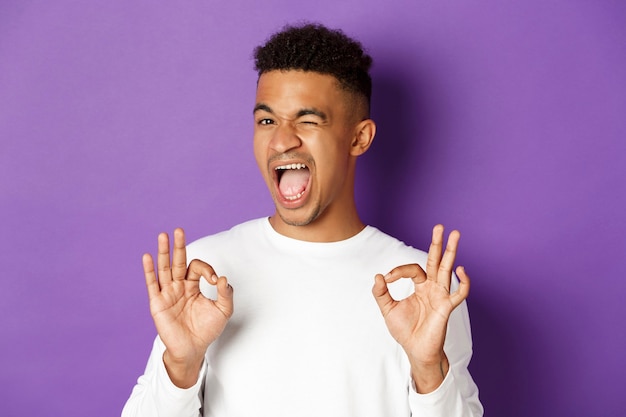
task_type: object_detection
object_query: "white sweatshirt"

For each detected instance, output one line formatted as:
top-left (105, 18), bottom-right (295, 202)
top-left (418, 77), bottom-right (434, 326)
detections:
top-left (122, 218), bottom-right (483, 416)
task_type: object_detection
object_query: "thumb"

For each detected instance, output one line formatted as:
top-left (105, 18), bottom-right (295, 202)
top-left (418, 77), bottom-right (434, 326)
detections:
top-left (372, 274), bottom-right (396, 316)
top-left (214, 276), bottom-right (234, 318)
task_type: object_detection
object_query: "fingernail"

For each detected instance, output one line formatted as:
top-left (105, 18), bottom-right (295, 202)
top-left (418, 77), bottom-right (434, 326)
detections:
top-left (210, 274), bottom-right (218, 284)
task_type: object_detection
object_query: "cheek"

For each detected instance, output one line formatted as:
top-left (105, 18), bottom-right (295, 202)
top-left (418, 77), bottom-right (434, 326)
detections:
top-left (253, 137), bottom-right (267, 175)
top-left (316, 153), bottom-right (351, 188)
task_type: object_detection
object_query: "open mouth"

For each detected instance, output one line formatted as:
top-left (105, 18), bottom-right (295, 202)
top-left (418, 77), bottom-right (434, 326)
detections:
top-left (275, 163), bottom-right (310, 202)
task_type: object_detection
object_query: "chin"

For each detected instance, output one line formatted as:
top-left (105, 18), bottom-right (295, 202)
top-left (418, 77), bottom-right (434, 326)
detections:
top-left (276, 205), bottom-right (321, 227)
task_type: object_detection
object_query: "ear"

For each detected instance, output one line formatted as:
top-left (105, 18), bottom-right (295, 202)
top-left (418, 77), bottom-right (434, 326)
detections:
top-left (349, 119), bottom-right (376, 156)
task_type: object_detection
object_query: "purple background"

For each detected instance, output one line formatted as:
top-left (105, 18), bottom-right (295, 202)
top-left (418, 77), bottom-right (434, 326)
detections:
top-left (1, 1), bottom-right (625, 416)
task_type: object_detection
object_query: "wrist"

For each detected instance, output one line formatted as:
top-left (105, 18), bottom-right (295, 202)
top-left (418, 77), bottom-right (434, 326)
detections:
top-left (162, 350), bottom-right (204, 389)
top-left (409, 353), bottom-right (449, 394)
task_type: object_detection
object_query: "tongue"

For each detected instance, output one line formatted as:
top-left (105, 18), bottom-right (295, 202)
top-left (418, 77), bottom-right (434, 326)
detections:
top-left (279, 169), bottom-right (310, 198)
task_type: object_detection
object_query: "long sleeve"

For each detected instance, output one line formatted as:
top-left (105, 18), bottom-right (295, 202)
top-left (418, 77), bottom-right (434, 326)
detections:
top-left (407, 300), bottom-right (483, 416)
top-left (121, 337), bottom-right (206, 417)
top-left (121, 219), bottom-right (483, 416)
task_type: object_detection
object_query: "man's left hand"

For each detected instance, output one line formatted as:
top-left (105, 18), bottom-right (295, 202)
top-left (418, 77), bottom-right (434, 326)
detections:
top-left (372, 224), bottom-right (470, 393)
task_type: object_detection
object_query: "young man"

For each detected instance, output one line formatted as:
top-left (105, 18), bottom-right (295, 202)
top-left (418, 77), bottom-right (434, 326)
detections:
top-left (122, 24), bottom-right (483, 416)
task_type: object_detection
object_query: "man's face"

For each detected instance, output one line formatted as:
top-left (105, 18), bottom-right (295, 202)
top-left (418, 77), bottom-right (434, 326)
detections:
top-left (253, 70), bottom-right (362, 230)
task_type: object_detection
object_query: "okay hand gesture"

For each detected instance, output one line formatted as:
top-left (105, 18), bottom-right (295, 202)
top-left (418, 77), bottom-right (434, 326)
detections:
top-left (143, 228), bottom-right (233, 387)
top-left (372, 225), bottom-right (470, 392)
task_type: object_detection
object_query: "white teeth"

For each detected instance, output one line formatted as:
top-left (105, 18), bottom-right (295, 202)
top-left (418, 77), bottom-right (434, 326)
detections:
top-left (275, 163), bottom-right (306, 170)
top-left (284, 191), bottom-right (304, 201)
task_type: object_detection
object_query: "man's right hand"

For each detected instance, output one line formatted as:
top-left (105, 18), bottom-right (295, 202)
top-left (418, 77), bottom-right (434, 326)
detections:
top-left (142, 228), bottom-right (234, 388)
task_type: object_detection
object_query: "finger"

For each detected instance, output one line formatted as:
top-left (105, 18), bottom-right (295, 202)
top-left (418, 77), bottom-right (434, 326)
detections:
top-left (372, 274), bottom-right (397, 316)
top-left (438, 230), bottom-right (461, 289)
top-left (426, 224), bottom-right (444, 280)
top-left (450, 266), bottom-right (471, 308)
top-left (157, 232), bottom-right (173, 284)
top-left (186, 259), bottom-right (219, 285)
top-left (171, 228), bottom-right (187, 281)
top-left (214, 276), bottom-right (234, 318)
top-left (384, 263), bottom-right (427, 285)
top-left (142, 253), bottom-right (160, 299)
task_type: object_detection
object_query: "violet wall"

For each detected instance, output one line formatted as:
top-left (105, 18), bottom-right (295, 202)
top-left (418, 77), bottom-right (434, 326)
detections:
top-left (1, 1), bottom-right (625, 415)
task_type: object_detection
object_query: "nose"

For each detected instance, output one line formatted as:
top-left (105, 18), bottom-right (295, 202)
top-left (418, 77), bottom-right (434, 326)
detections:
top-left (269, 123), bottom-right (302, 153)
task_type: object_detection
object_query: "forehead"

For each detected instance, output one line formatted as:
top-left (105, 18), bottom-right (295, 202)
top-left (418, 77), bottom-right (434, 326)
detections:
top-left (255, 70), bottom-right (348, 115)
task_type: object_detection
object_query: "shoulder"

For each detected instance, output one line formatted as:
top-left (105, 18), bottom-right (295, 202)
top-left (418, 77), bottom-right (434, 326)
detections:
top-left (186, 218), bottom-right (266, 261)
top-left (363, 226), bottom-right (428, 267)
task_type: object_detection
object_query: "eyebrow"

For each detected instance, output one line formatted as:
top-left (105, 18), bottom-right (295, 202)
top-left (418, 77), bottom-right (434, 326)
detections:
top-left (253, 103), bottom-right (272, 114)
top-left (253, 103), bottom-right (328, 121)
top-left (296, 108), bottom-right (327, 121)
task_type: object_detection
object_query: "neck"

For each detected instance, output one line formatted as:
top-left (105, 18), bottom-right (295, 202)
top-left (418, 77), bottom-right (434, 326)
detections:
top-left (268, 204), bottom-right (365, 242)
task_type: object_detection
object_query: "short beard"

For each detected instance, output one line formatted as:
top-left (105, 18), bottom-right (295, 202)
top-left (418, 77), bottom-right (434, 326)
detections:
top-left (277, 204), bottom-right (321, 227)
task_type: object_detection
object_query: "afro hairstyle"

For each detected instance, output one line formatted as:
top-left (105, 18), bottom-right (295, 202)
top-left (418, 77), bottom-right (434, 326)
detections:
top-left (253, 23), bottom-right (373, 108)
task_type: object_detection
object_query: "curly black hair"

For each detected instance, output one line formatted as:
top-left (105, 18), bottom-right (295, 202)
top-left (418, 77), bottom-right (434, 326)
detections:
top-left (253, 23), bottom-right (373, 107)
